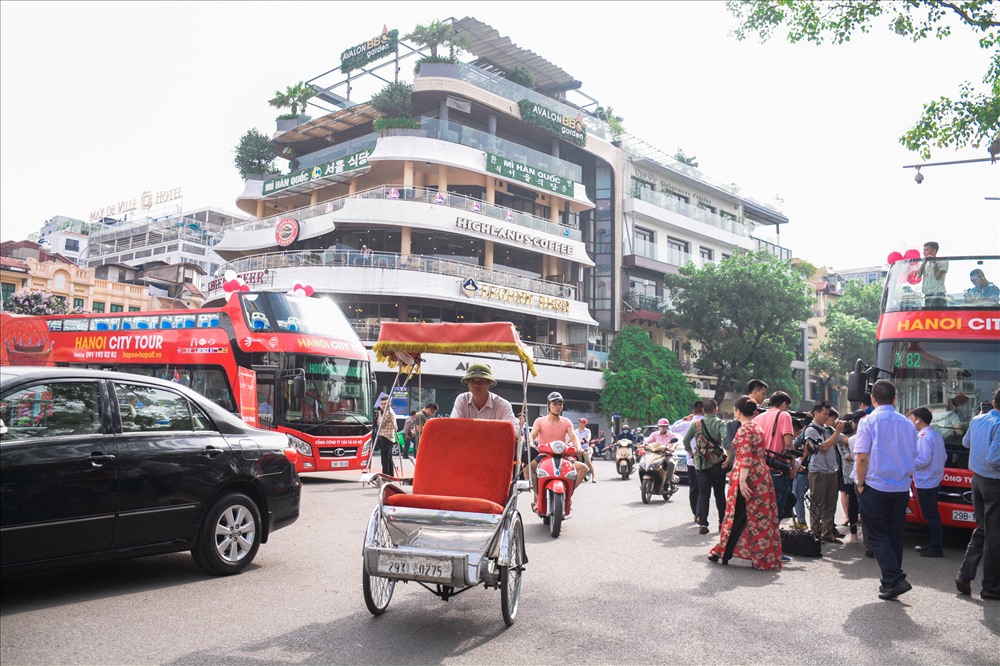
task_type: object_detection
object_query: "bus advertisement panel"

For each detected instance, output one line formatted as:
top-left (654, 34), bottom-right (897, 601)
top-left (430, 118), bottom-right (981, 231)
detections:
top-left (874, 255), bottom-right (1000, 529)
top-left (0, 292), bottom-right (375, 474)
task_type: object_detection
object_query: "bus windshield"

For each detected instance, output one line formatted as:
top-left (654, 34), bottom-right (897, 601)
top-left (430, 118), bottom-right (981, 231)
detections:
top-left (280, 354), bottom-right (372, 433)
top-left (241, 292), bottom-right (358, 337)
top-left (884, 256), bottom-right (1000, 312)
top-left (875, 339), bottom-right (1000, 468)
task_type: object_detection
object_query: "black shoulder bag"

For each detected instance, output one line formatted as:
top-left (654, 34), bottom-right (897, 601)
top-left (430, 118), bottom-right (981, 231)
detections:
top-left (764, 415), bottom-right (793, 473)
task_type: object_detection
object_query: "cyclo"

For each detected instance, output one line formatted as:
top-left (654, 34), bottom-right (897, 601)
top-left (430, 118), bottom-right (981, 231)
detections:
top-left (360, 322), bottom-right (535, 626)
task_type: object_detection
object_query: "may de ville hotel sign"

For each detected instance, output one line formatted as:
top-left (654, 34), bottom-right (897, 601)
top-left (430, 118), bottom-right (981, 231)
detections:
top-left (486, 153), bottom-right (575, 198)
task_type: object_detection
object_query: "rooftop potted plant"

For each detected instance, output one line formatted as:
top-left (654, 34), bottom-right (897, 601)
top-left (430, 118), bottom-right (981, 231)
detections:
top-left (234, 128), bottom-right (278, 180)
top-left (370, 82), bottom-right (421, 135)
top-left (270, 81), bottom-right (314, 132)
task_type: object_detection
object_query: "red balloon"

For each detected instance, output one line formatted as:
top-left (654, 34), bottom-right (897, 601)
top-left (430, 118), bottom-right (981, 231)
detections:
top-left (304, 286), bottom-right (315, 297)
top-left (239, 284), bottom-right (250, 292)
top-left (887, 251), bottom-right (903, 265)
top-left (906, 271), bottom-right (921, 284)
top-left (902, 249), bottom-right (920, 260)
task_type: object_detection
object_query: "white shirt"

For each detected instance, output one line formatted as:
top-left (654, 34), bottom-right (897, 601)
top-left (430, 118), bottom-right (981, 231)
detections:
top-left (914, 426), bottom-right (947, 489)
top-left (451, 391), bottom-right (517, 428)
top-left (669, 416), bottom-right (701, 440)
top-left (574, 427), bottom-right (591, 449)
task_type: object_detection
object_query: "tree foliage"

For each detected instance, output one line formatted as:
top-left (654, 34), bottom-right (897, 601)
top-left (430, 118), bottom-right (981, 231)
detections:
top-left (661, 251), bottom-right (813, 404)
top-left (673, 148), bottom-right (700, 167)
top-left (4, 290), bottom-right (69, 315)
top-left (268, 81), bottom-right (314, 117)
top-left (370, 82), bottom-right (413, 119)
top-left (601, 326), bottom-right (699, 426)
top-left (811, 279), bottom-right (884, 387)
top-left (726, 0), bottom-right (1000, 158)
top-left (829, 278), bottom-right (884, 321)
top-left (233, 128), bottom-right (277, 179)
top-left (405, 19), bottom-right (468, 58)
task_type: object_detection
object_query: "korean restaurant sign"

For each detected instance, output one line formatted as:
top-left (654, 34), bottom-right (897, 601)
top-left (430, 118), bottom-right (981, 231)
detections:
top-left (486, 153), bottom-right (575, 198)
top-left (89, 187), bottom-right (183, 221)
top-left (517, 99), bottom-right (586, 147)
top-left (340, 26), bottom-right (399, 73)
top-left (262, 148), bottom-right (373, 196)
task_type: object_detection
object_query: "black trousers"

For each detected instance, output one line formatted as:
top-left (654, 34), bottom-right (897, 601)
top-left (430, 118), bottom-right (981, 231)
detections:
top-left (697, 464), bottom-right (726, 528)
top-left (377, 435), bottom-right (395, 476)
top-left (722, 492), bottom-right (749, 563)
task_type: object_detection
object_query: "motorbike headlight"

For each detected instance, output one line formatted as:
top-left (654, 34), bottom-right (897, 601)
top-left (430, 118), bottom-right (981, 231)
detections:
top-left (287, 434), bottom-right (312, 457)
top-left (565, 470), bottom-right (577, 480)
top-left (551, 441), bottom-right (566, 454)
top-left (650, 461), bottom-right (661, 471)
top-left (536, 468), bottom-right (550, 478)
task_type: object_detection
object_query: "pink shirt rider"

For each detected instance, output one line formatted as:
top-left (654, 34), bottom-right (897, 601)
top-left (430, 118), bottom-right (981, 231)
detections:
top-left (533, 415), bottom-right (574, 447)
top-left (645, 430), bottom-right (677, 451)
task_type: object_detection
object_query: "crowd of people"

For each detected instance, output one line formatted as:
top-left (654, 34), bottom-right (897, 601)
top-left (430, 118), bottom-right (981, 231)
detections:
top-left (370, 360), bottom-right (999, 602)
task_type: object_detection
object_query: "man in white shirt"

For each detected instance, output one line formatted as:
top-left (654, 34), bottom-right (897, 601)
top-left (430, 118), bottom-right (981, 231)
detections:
top-left (574, 418), bottom-right (596, 483)
top-left (908, 407), bottom-right (947, 557)
top-left (451, 363), bottom-right (518, 428)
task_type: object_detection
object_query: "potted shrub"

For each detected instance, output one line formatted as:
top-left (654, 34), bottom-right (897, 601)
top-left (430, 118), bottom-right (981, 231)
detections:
top-left (370, 82), bottom-right (424, 136)
top-left (270, 81), bottom-right (314, 131)
top-left (234, 128), bottom-right (278, 180)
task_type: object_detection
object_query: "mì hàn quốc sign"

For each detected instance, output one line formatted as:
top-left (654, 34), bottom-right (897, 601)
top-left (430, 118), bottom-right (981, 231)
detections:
top-left (340, 25), bottom-right (399, 74)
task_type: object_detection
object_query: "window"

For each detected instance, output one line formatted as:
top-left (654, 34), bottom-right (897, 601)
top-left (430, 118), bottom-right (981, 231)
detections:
top-left (719, 210), bottom-right (737, 221)
top-left (666, 190), bottom-right (689, 204)
top-left (1, 381), bottom-right (102, 439)
top-left (667, 237), bottom-right (689, 253)
top-left (73, 298), bottom-right (85, 310)
top-left (92, 302), bottom-right (105, 313)
top-left (64, 238), bottom-right (80, 252)
top-left (631, 177), bottom-right (654, 197)
top-left (114, 383), bottom-right (209, 432)
top-left (697, 201), bottom-right (717, 214)
top-left (635, 227), bottom-right (654, 243)
top-left (128, 306), bottom-right (140, 312)
top-left (1, 282), bottom-right (15, 303)
top-left (700, 247), bottom-right (714, 263)
top-left (53, 272), bottom-right (67, 290)
top-left (110, 304), bottom-right (124, 313)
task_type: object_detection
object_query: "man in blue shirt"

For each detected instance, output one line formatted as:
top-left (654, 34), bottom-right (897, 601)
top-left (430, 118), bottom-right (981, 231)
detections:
top-left (908, 407), bottom-right (946, 557)
top-left (956, 388), bottom-right (1000, 600)
top-left (854, 380), bottom-right (917, 600)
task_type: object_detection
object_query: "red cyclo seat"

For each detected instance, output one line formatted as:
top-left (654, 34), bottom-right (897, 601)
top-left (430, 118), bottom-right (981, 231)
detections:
top-left (383, 418), bottom-right (516, 514)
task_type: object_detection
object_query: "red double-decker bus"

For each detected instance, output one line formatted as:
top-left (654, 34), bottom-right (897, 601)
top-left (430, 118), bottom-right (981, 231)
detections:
top-left (871, 254), bottom-right (1000, 529)
top-left (0, 291), bottom-right (374, 473)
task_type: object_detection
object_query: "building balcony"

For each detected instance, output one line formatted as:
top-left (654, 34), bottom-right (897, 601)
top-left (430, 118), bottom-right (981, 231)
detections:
top-left (220, 184), bottom-right (584, 246)
top-left (623, 292), bottom-right (668, 325)
top-left (629, 187), bottom-right (753, 238)
top-left (754, 237), bottom-right (792, 261)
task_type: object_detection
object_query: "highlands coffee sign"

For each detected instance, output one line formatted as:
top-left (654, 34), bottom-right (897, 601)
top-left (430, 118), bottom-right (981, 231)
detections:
top-left (262, 148), bottom-right (373, 195)
top-left (340, 25), bottom-right (399, 73)
top-left (518, 100), bottom-right (586, 147)
top-left (455, 217), bottom-right (573, 255)
top-left (486, 153), bottom-right (575, 197)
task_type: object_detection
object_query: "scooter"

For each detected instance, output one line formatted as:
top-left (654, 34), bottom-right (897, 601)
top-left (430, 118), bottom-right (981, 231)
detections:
top-left (638, 441), bottom-right (680, 504)
top-left (534, 440), bottom-right (579, 538)
top-left (614, 439), bottom-right (635, 480)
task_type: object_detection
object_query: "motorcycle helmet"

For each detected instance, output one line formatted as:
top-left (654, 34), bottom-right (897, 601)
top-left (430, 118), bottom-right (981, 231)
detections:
top-left (657, 418), bottom-right (670, 427)
top-left (547, 391), bottom-right (564, 404)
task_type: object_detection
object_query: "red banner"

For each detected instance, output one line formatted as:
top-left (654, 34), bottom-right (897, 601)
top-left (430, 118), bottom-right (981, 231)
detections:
top-left (878, 311), bottom-right (1000, 341)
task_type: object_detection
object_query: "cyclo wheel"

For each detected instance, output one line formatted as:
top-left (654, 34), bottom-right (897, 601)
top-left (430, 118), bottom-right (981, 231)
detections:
top-left (500, 513), bottom-right (524, 626)
top-left (641, 478), bottom-right (652, 504)
top-left (363, 511), bottom-right (396, 615)
top-left (550, 492), bottom-right (564, 538)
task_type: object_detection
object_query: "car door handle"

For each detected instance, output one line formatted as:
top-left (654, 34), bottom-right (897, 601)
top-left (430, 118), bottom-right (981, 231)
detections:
top-left (89, 453), bottom-right (116, 467)
top-left (201, 446), bottom-right (225, 458)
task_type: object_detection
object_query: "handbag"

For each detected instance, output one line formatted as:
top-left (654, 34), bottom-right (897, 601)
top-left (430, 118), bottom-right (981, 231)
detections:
top-left (780, 528), bottom-right (822, 557)
top-left (764, 415), bottom-right (792, 473)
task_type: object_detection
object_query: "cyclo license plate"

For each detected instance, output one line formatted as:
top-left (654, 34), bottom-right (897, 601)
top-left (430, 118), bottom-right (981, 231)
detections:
top-left (378, 555), bottom-right (452, 581)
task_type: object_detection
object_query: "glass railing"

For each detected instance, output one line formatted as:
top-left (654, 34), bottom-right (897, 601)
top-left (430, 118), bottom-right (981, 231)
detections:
top-left (631, 187), bottom-right (753, 237)
top-left (225, 184), bottom-right (581, 240)
top-left (416, 117), bottom-right (583, 183)
top-left (214, 249), bottom-right (578, 299)
top-left (417, 62), bottom-right (609, 141)
top-left (754, 237), bottom-right (792, 261)
top-left (294, 133), bottom-right (378, 171)
top-left (625, 292), bottom-right (668, 313)
top-left (629, 238), bottom-right (693, 268)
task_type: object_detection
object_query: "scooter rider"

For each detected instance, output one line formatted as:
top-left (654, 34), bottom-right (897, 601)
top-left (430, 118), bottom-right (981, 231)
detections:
top-left (645, 418), bottom-right (677, 480)
top-left (531, 392), bottom-right (589, 492)
top-left (575, 417), bottom-right (597, 483)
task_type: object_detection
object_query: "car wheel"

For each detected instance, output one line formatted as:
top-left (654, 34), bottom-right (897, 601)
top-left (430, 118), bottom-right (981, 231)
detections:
top-left (192, 492), bottom-right (261, 576)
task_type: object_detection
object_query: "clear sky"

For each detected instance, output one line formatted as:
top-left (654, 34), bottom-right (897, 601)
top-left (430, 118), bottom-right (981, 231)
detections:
top-left (2, 1), bottom-right (997, 271)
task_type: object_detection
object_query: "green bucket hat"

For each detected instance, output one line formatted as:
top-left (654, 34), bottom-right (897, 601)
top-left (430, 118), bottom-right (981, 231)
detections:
top-left (461, 363), bottom-right (496, 386)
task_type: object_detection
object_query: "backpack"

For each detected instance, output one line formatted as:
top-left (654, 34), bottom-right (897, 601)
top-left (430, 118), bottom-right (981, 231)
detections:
top-left (694, 421), bottom-right (725, 465)
top-left (780, 528), bottom-right (822, 557)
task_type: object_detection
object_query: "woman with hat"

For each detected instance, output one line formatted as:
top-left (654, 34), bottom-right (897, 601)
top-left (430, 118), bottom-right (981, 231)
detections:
top-left (451, 363), bottom-right (518, 427)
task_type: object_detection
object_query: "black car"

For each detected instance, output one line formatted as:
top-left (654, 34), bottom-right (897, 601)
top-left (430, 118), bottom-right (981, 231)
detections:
top-left (0, 366), bottom-right (300, 576)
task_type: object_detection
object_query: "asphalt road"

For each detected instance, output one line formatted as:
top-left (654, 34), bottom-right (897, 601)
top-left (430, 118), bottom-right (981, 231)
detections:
top-left (1, 458), bottom-right (997, 665)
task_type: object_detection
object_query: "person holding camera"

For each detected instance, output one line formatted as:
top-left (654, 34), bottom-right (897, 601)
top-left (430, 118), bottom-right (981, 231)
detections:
top-left (854, 379), bottom-right (918, 601)
top-left (804, 402), bottom-right (844, 544)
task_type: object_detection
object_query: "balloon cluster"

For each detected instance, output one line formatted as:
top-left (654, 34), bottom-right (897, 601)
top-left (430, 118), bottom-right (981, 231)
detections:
top-left (222, 270), bottom-right (250, 301)
top-left (886, 249), bottom-right (920, 265)
top-left (886, 249), bottom-right (923, 284)
top-left (289, 281), bottom-right (315, 298)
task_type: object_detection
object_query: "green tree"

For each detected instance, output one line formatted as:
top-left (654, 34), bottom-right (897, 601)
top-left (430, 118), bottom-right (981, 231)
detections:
top-left (674, 148), bottom-right (700, 167)
top-left (370, 81), bottom-right (413, 119)
top-left (810, 279), bottom-right (884, 396)
top-left (405, 19), bottom-right (468, 58)
top-left (233, 128), bottom-right (277, 179)
top-left (661, 251), bottom-right (813, 404)
top-left (600, 326), bottom-right (698, 426)
top-left (4, 289), bottom-right (69, 315)
top-left (828, 278), bottom-right (884, 322)
top-left (268, 81), bottom-right (314, 118)
top-left (726, 0), bottom-right (999, 158)
top-left (792, 259), bottom-right (818, 279)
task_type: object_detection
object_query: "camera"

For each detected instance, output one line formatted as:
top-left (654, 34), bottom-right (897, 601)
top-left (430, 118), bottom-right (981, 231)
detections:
top-left (805, 436), bottom-right (823, 455)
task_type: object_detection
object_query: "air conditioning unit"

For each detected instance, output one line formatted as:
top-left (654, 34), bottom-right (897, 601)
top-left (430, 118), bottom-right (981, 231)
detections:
top-left (588, 359), bottom-right (601, 370)
top-left (694, 380), bottom-right (704, 389)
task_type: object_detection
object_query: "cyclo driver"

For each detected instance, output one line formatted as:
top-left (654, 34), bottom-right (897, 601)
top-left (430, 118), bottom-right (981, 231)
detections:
top-left (530, 392), bottom-right (589, 492)
top-left (644, 418), bottom-right (678, 480)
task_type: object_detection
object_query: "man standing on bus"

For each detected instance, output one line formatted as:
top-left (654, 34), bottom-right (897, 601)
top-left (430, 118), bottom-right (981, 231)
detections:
top-left (956, 388), bottom-right (1000, 600)
top-left (908, 407), bottom-right (946, 558)
top-left (917, 241), bottom-right (949, 308)
top-left (854, 379), bottom-right (918, 600)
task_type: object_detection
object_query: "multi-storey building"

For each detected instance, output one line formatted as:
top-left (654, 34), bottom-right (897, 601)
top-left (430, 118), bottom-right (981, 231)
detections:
top-left (28, 216), bottom-right (97, 266)
top-left (211, 17), bottom-right (791, 425)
